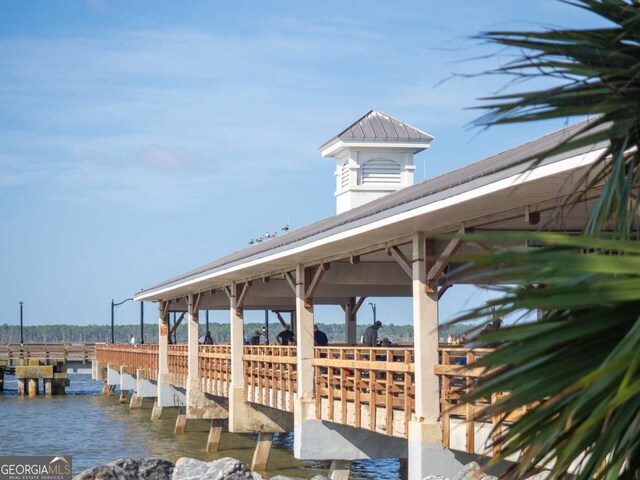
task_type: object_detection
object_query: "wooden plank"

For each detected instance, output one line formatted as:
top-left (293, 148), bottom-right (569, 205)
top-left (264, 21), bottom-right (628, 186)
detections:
top-left (312, 358), bottom-right (415, 372)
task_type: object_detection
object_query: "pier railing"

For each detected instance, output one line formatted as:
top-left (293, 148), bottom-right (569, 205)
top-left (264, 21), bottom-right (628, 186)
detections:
top-left (434, 347), bottom-right (527, 455)
top-left (198, 344), bottom-right (231, 397)
top-left (313, 346), bottom-right (415, 438)
top-left (168, 344), bottom-right (188, 388)
top-left (243, 345), bottom-right (297, 412)
top-left (0, 343), bottom-right (95, 364)
top-left (95, 344), bottom-right (158, 381)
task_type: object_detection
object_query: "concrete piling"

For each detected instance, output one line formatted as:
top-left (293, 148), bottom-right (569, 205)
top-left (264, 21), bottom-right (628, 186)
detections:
top-left (206, 419), bottom-right (224, 453)
top-left (250, 432), bottom-right (274, 471)
top-left (174, 411), bottom-right (187, 434)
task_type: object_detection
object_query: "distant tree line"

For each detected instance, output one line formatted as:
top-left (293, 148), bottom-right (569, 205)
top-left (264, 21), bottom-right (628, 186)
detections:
top-left (0, 322), bottom-right (472, 344)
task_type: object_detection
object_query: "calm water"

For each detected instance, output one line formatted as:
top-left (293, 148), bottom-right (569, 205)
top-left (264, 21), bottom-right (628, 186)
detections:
top-left (0, 374), bottom-right (402, 479)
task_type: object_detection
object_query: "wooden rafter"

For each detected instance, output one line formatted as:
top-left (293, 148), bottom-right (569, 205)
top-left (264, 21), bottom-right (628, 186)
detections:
top-left (437, 284), bottom-right (453, 300)
top-left (236, 281), bottom-right (253, 309)
top-left (387, 246), bottom-right (412, 278)
top-left (426, 228), bottom-right (467, 282)
top-left (305, 263), bottom-right (330, 302)
top-left (273, 311), bottom-right (288, 328)
top-left (223, 286), bottom-right (232, 300)
top-left (192, 292), bottom-right (202, 313)
top-left (170, 312), bottom-right (185, 335)
top-left (160, 301), bottom-right (169, 321)
top-left (283, 271), bottom-right (296, 294)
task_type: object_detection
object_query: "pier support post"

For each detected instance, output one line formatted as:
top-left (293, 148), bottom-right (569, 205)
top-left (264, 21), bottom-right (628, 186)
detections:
top-left (119, 390), bottom-right (128, 403)
top-left (329, 460), bottom-right (352, 480)
top-left (130, 394), bottom-right (144, 409)
top-left (44, 378), bottom-right (52, 397)
top-left (174, 411), bottom-right (187, 434)
top-left (152, 300), bottom-right (176, 420)
top-left (228, 282), bottom-right (293, 433)
top-left (251, 432), bottom-right (274, 471)
top-left (18, 378), bottom-right (26, 396)
top-left (295, 264), bottom-right (315, 399)
top-left (408, 234), bottom-right (460, 480)
top-left (206, 419), bottom-right (224, 453)
top-left (28, 378), bottom-right (39, 397)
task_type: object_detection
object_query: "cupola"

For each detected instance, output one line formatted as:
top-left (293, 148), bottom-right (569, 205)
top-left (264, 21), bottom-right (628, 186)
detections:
top-left (319, 110), bottom-right (433, 214)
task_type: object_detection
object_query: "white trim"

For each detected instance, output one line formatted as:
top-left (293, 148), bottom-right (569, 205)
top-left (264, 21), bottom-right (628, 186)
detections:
top-left (321, 139), bottom-right (432, 158)
top-left (135, 149), bottom-right (603, 301)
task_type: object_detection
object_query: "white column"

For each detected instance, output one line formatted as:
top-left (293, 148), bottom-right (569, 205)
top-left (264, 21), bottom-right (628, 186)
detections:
top-left (187, 294), bottom-right (199, 382)
top-left (412, 233), bottom-right (439, 421)
top-left (229, 283), bottom-right (244, 389)
top-left (409, 233), bottom-right (453, 480)
top-left (152, 301), bottom-right (172, 419)
top-left (295, 264), bottom-right (315, 398)
top-left (186, 293), bottom-right (201, 417)
top-left (158, 301), bottom-right (169, 377)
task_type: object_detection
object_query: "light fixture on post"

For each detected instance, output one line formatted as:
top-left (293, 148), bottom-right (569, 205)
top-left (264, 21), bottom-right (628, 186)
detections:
top-left (111, 297), bottom-right (133, 343)
top-left (19, 301), bottom-right (24, 344)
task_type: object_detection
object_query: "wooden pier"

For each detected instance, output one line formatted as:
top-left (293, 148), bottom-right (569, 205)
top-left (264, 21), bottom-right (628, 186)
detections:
top-left (0, 343), bottom-right (95, 395)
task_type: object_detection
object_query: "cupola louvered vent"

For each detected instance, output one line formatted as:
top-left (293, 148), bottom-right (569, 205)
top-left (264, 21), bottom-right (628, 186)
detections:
top-left (361, 159), bottom-right (401, 184)
top-left (340, 162), bottom-right (350, 189)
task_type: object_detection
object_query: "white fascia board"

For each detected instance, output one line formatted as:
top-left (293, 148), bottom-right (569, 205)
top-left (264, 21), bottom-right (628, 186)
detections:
top-left (320, 139), bottom-right (432, 158)
top-left (135, 148), bottom-right (603, 302)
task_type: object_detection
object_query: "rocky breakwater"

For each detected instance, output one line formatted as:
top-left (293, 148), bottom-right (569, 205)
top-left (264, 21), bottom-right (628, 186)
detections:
top-left (74, 456), bottom-right (330, 480)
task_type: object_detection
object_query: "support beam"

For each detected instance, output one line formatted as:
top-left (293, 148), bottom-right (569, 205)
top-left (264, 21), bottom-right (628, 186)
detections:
top-left (206, 419), bottom-right (224, 453)
top-left (170, 312), bottom-right (185, 337)
top-left (343, 297), bottom-right (357, 346)
top-left (413, 235), bottom-right (440, 423)
top-left (274, 311), bottom-right (288, 329)
top-left (388, 246), bottom-right (413, 278)
top-left (295, 264), bottom-right (315, 398)
top-left (186, 293), bottom-right (200, 418)
top-left (237, 281), bottom-right (253, 309)
top-left (251, 432), bottom-right (274, 471)
top-left (283, 271), bottom-right (296, 294)
top-left (305, 263), bottom-right (330, 304)
top-left (186, 293), bottom-right (228, 419)
top-left (229, 282), bottom-right (293, 433)
top-left (174, 412), bottom-right (187, 434)
top-left (408, 233), bottom-right (443, 480)
top-left (329, 460), bottom-right (352, 480)
top-left (426, 228), bottom-right (466, 282)
top-left (153, 300), bottom-right (174, 420)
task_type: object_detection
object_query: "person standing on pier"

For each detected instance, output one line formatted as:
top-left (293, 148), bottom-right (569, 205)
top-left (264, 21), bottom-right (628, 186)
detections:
top-left (250, 330), bottom-right (261, 345)
top-left (276, 324), bottom-right (294, 345)
top-left (203, 331), bottom-right (214, 345)
top-left (128, 333), bottom-right (136, 345)
top-left (361, 320), bottom-right (382, 346)
top-left (314, 324), bottom-right (328, 346)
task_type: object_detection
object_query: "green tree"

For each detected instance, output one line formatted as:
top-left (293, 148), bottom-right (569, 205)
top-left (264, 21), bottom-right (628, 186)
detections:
top-left (454, 1), bottom-right (640, 478)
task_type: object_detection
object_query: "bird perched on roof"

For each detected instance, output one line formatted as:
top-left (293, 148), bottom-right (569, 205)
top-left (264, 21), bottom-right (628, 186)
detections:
top-left (282, 224), bottom-right (289, 232)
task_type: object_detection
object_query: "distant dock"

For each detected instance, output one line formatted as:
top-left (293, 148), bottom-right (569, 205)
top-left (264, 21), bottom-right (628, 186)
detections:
top-left (0, 343), bottom-right (96, 396)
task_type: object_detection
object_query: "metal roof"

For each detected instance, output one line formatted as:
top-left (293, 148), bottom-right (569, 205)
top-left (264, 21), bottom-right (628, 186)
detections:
top-left (137, 118), bottom-right (602, 300)
top-left (319, 110), bottom-right (433, 151)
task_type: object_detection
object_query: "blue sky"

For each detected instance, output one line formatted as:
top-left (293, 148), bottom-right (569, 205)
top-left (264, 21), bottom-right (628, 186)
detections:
top-left (0, 1), bottom-right (602, 329)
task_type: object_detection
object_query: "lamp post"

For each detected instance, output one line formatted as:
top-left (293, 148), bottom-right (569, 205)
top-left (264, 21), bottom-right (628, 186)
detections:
top-left (368, 302), bottom-right (377, 323)
top-left (19, 301), bottom-right (24, 344)
top-left (140, 301), bottom-right (144, 344)
top-left (111, 297), bottom-right (133, 343)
